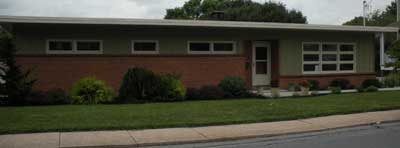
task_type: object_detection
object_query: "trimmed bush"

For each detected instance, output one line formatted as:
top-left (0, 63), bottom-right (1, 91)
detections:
top-left (329, 87), bottom-right (342, 94)
top-left (307, 80), bottom-right (320, 91)
top-left (118, 68), bottom-right (157, 102)
top-left (218, 76), bottom-right (246, 98)
top-left (152, 74), bottom-right (186, 101)
top-left (329, 79), bottom-right (351, 89)
top-left (27, 88), bottom-right (71, 105)
top-left (383, 73), bottom-right (400, 87)
top-left (186, 88), bottom-right (202, 100)
top-left (362, 79), bottom-right (382, 88)
top-left (364, 86), bottom-right (378, 92)
top-left (71, 77), bottom-right (114, 104)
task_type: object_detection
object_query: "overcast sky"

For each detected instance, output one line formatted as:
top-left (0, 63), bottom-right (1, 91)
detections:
top-left (0, 0), bottom-right (394, 25)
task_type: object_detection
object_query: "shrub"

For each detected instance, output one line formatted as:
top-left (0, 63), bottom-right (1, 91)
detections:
top-left (199, 85), bottom-right (225, 99)
top-left (186, 87), bottom-right (202, 100)
top-left (27, 88), bottom-right (71, 105)
top-left (288, 83), bottom-right (301, 92)
top-left (364, 86), bottom-right (378, 92)
top-left (218, 76), bottom-right (246, 98)
top-left (329, 87), bottom-right (341, 94)
top-left (362, 79), bottom-right (382, 88)
top-left (298, 80), bottom-right (310, 88)
top-left (118, 67), bottom-right (157, 102)
top-left (307, 80), bottom-right (320, 91)
top-left (152, 74), bottom-right (186, 101)
top-left (70, 77), bottom-right (114, 104)
top-left (329, 79), bottom-right (351, 89)
top-left (383, 73), bottom-right (400, 87)
top-left (356, 87), bottom-right (364, 93)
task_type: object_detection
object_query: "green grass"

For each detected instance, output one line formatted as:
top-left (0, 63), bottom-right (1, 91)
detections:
top-left (1, 91), bottom-right (400, 134)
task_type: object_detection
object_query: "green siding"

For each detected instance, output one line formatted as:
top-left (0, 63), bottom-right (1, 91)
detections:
top-left (14, 24), bottom-right (379, 74)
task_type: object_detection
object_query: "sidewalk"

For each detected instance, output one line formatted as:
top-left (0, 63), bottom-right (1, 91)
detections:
top-left (1, 110), bottom-right (400, 148)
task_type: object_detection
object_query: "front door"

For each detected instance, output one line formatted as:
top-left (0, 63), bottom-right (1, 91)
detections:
top-left (252, 42), bottom-right (271, 86)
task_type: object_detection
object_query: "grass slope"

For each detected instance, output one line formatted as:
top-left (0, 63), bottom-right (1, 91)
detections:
top-left (1, 91), bottom-right (400, 134)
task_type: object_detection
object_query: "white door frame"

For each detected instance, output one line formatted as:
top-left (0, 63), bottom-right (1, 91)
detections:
top-left (252, 41), bottom-right (271, 86)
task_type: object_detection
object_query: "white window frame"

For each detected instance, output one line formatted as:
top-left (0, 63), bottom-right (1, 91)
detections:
top-left (46, 39), bottom-right (103, 54)
top-left (187, 41), bottom-right (236, 54)
top-left (302, 42), bottom-right (356, 74)
top-left (131, 40), bottom-right (159, 54)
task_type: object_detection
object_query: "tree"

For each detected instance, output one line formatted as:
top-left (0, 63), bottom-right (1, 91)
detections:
top-left (386, 40), bottom-right (400, 71)
top-left (343, 1), bottom-right (396, 26)
top-left (165, 0), bottom-right (307, 24)
top-left (0, 30), bottom-right (35, 106)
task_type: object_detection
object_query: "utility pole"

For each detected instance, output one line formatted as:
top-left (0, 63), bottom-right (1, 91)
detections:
top-left (363, 1), bottom-right (367, 26)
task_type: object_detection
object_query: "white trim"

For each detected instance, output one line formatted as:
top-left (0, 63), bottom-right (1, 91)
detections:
top-left (46, 39), bottom-right (103, 54)
top-left (302, 42), bottom-right (356, 74)
top-left (187, 41), bottom-right (236, 54)
top-left (131, 40), bottom-right (159, 54)
top-left (0, 15), bottom-right (397, 33)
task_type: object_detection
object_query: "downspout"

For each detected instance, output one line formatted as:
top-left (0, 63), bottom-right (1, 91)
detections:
top-left (379, 32), bottom-right (385, 71)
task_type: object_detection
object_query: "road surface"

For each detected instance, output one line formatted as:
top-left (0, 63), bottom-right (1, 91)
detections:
top-left (144, 122), bottom-right (400, 148)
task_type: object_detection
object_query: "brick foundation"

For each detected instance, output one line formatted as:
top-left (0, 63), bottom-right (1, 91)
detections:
top-left (17, 55), bottom-right (247, 91)
top-left (279, 73), bottom-right (376, 89)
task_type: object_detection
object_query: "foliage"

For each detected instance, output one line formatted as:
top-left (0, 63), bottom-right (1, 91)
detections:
top-left (362, 79), bottom-right (382, 88)
top-left (70, 77), bottom-right (114, 104)
top-left (298, 80), bottom-right (310, 88)
top-left (357, 87), bottom-right (365, 93)
top-left (385, 40), bottom-right (400, 72)
top-left (343, 1), bottom-right (396, 26)
top-left (329, 87), bottom-right (342, 94)
top-left (118, 67), bottom-right (157, 102)
top-left (186, 85), bottom-right (225, 100)
top-left (27, 88), bottom-right (71, 105)
top-left (307, 80), bottom-right (320, 91)
top-left (152, 74), bottom-right (186, 101)
top-left (383, 72), bottom-right (400, 87)
top-left (329, 79), bottom-right (351, 89)
top-left (218, 76), bottom-right (247, 98)
top-left (165, 0), bottom-right (307, 23)
top-left (0, 31), bottom-right (36, 106)
top-left (364, 86), bottom-right (379, 92)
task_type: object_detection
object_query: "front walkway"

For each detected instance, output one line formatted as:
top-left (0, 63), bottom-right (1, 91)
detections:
top-left (1, 110), bottom-right (400, 148)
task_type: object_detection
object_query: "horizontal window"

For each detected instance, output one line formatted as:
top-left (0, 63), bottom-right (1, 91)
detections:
top-left (46, 40), bottom-right (102, 54)
top-left (188, 41), bottom-right (236, 54)
top-left (340, 64), bottom-right (354, 71)
top-left (76, 41), bottom-right (101, 51)
top-left (322, 44), bottom-right (337, 51)
top-left (303, 43), bottom-right (319, 51)
top-left (303, 42), bottom-right (355, 74)
top-left (303, 64), bottom-right (319, 72)
top-left (303, 54), bottom-right (319, 61)
top-left (340, 54), bottom-right (354, 61)
top-left (322, 54), bottom-right (337, 61)
top-left (48, 41), bottom-right (73, 51)
top-left (189, 42), bottom-right (211, 52)
top-left (132, 41), bottom-right (159, 54)
top-left (340, 44), bottom-right (355, 51)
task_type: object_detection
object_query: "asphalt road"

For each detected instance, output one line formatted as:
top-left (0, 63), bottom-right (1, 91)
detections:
top-left (143, 122), bottom-right (400, 148)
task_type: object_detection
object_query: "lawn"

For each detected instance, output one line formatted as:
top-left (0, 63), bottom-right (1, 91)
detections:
top-left (1, 91), bottom-right (400, 134)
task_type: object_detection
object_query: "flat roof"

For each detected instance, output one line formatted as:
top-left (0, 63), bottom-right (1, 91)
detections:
top-left (0, 15), bottom-right (398, 33)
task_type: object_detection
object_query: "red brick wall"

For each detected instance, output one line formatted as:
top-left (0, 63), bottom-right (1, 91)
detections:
top-left (279, 73), bottom-right (376, 89)
top-left (17, 55), bottom-right (247, 91)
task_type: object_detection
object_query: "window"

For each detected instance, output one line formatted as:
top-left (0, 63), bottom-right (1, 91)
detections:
top-left (47, 40), bottom-right (73, 53)
top-left (46, 39), bottom-right (102, 54)
top-left (302, 42), bottom-right (355, 74)
top-left (132, 40), bottom-right (159, 54)
top-left (188, 41), bottom-right (236, 54)
top-left (76, 41), bottom-right (101, 51)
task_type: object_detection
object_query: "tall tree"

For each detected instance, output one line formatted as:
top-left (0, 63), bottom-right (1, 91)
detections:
top-left (0, 30), bottom-right (35, 106)
top-left (165, 0), bottom-right (307, 24)
top-left (343, 1), bottom-right (396, 26)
